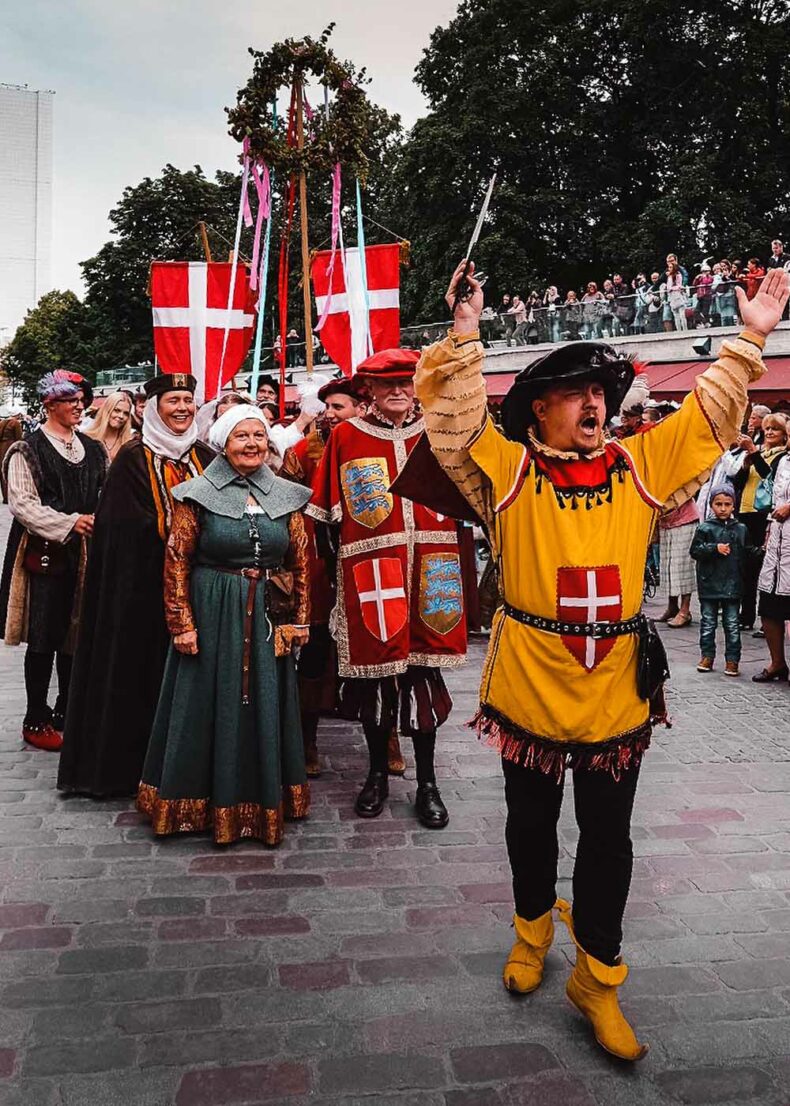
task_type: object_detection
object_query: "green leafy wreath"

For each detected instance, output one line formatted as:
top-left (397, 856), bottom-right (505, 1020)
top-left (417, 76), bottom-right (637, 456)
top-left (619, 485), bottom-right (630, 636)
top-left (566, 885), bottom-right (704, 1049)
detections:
top-left (227, 25), bottom-right (372, 182)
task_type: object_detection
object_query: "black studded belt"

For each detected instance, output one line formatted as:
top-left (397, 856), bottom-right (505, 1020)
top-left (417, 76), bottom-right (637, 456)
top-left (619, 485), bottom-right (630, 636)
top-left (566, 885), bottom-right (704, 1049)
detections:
top-left (503, 603), bottom-right (645, 640)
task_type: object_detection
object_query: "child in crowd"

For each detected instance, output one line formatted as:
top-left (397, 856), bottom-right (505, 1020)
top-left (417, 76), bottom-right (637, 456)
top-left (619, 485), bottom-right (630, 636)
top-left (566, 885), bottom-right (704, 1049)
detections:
top-left (689, 483), bottom-right (754, 676)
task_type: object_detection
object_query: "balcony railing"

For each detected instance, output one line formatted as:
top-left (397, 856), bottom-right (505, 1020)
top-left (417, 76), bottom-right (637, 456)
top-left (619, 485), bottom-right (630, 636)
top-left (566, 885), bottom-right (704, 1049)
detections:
top-left (400, 281), bottom-right (746, 350)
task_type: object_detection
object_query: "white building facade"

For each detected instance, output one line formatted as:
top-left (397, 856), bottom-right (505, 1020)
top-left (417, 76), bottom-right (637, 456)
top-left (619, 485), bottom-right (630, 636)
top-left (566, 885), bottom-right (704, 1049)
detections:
top-left (0, 85), bottom-right (54, 344)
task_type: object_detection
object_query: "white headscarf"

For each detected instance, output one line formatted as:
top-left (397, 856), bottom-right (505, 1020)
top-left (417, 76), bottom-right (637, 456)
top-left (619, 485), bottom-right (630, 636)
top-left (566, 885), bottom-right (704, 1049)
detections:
top-left (142, 396), bottom-right (199, 461)
top-left (209, 404), bottom-right (269, 453)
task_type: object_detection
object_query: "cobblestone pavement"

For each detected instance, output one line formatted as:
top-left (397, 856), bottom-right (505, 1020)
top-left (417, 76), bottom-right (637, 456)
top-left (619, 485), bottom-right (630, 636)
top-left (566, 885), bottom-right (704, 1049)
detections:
top-left (0, 504), bottom-right (789, 1106)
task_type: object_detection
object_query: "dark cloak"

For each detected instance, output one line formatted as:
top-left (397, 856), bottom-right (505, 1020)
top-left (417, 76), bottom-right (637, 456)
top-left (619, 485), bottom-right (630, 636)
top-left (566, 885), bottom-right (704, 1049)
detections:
top-left (57, 436), bottom-right (212, 797)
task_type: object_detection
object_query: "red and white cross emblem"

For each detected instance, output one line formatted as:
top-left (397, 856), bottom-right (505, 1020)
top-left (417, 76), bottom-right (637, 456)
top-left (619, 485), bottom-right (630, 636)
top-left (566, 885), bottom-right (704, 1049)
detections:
top-left (556, 565), bottom-right (622, 671)
top-left (353, 557), bottom-right (409, 643)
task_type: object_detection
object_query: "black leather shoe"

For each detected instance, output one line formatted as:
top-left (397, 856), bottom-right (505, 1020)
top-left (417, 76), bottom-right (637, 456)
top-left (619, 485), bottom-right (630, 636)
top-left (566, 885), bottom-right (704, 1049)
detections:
top-left (415, 783), bottom-right (449, 829)
top-left (355, 771), bottom-right (389, 818)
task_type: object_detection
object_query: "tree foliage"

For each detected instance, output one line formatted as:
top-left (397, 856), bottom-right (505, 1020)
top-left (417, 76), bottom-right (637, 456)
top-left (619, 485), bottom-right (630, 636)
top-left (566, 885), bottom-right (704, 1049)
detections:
top-left (381, 0), bottom-right (790, 322)
top-left (0, 291), bottom-right (110, 407)
top-left (81, 165), bottom-right (243, 366)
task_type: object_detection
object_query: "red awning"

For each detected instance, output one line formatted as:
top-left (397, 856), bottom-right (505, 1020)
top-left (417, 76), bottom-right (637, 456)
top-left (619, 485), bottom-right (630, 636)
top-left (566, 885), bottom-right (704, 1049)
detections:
top-left (482, 356), bottom-right (790, 402)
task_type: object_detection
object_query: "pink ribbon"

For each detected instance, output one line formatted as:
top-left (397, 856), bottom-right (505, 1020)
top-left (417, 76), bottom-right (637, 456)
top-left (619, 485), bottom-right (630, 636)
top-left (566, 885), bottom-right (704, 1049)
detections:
top-left (314, 162), bottom-right (342, 333)
top-left (249, 161), bottom-right (270, 293)
top-left (241, 138), bottom-right (254, 229)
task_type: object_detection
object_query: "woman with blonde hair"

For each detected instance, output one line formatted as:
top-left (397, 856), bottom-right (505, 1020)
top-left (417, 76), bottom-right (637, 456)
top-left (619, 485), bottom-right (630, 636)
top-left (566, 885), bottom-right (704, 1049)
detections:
top-left (85, 391), bottom-right (133, 462)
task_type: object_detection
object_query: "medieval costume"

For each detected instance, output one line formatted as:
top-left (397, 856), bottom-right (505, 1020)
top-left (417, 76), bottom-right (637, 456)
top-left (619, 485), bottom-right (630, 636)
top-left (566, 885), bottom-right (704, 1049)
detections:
top-left (138, 405), bottom-right (311, 845)
top-left (1, 372), bottom-right (106, 751)
top-left (417, 324), bottom-right (767, 1059)
top-left (58, 373), bottom-right (212, 797)
top-left (308, 349), bottom-right (467, 827)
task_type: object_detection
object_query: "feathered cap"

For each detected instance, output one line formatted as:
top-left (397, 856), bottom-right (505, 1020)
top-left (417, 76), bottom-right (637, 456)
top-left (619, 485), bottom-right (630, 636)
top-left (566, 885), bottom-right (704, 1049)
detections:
top-left (501, 342), bottom-right (637, 445)
top-left (37, 370), bottom-right (93, 408)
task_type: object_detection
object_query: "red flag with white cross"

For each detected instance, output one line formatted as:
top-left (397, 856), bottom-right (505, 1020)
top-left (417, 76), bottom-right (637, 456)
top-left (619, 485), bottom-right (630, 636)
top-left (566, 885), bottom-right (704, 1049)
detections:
top-left (312, 244), bottom-right (401, 377)
top-left (150, 261), bottom-right (257, 404)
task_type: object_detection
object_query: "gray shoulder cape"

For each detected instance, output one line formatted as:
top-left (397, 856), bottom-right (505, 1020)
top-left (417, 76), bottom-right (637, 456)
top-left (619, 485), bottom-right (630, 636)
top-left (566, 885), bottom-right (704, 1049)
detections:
top-left (172, 454), bottom-right (310, 519)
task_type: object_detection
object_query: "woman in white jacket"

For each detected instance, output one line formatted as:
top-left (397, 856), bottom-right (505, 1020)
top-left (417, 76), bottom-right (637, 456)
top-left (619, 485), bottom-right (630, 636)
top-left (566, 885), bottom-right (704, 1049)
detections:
top-left (755, 449), bottom-right (790, 681)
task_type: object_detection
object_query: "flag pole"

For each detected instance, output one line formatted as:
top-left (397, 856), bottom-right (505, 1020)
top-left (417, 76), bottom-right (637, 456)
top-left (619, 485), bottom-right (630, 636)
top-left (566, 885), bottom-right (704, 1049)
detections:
top-left (295, 79), bottom-right (314, 374)
top-left (197, 222), bottom-right (213, 263)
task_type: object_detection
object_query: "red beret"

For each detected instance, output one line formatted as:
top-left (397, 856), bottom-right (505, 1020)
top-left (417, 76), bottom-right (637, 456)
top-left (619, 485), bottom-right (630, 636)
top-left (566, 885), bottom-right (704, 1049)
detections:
top-left (317, 377), bottom-right (369, 403)
top-left (354, 348), bottom-right (420, 380)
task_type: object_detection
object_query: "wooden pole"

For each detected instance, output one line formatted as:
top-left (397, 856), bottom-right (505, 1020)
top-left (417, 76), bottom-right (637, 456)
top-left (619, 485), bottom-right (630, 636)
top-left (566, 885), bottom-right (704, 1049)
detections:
top-left (295, 80), bottom-right (314, 373)
top-left (197, 221), bottom-right (212, 263)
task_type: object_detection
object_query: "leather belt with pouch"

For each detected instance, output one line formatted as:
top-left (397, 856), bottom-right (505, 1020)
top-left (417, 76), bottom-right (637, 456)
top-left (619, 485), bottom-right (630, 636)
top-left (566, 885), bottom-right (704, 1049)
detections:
top-left (503, 603), bottom-right (670, 702)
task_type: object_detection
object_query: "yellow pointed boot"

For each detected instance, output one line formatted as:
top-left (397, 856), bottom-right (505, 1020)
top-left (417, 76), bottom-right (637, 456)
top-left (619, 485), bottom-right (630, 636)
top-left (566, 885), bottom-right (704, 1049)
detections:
top-left (502, 898), bottom-right (568, 994)
top-left (558, 903), bottom-right (648, 1061)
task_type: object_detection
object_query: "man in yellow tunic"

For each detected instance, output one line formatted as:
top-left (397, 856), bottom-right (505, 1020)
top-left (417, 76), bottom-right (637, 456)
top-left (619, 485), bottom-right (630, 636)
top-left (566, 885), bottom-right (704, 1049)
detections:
top-left (416, 261), bottom-right (789, 1060)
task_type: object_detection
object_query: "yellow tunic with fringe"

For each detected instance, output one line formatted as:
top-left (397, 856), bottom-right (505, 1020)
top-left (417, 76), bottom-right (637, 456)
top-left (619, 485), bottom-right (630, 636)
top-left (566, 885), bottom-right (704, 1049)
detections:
top-left (415, 328), bottom-right (767, 772)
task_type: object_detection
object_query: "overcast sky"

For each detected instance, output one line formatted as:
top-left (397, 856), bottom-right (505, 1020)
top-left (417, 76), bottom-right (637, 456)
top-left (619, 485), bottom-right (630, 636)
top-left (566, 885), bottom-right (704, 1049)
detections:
top-left (2, 0), bottom-right (459, 294)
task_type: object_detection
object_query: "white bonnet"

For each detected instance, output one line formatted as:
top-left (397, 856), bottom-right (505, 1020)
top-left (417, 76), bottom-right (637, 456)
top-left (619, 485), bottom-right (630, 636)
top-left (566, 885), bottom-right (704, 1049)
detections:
top-left (209, 404), bottom-right (269, 452)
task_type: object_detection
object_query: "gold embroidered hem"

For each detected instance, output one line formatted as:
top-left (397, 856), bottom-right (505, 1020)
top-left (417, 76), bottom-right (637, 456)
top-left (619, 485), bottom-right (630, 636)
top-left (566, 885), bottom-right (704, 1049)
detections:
top-left (137, 782), bottom-right (310, 845)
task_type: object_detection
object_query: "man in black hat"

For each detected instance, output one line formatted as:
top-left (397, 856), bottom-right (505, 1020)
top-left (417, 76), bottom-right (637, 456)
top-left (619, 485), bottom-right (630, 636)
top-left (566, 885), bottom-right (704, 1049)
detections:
top-left (415, 260), bottom-right (789, 1060)
top-left (58, 373), bottom-right (213, 797)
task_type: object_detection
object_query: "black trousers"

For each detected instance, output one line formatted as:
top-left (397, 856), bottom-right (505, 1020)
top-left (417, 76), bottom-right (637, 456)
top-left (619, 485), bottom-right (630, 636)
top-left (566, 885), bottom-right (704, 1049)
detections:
top-left (24, 649), bottom-right (72, 725)
top-left (739, 511), bottom-right (768, 627)
top-left (503, 756), bottom-right (640, 966)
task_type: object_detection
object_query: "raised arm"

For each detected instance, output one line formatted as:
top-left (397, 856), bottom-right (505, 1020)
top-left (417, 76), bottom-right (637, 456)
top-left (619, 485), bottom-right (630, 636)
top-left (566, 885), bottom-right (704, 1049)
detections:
top-left (415, 261), bottom-right (525, 533)
top-left (625, 269), bottom-right (789, 506)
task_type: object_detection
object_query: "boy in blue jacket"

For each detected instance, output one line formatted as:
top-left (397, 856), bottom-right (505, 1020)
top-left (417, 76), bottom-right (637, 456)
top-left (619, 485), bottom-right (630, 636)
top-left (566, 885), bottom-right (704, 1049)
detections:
top-left (690, 482), bottom-right (755, 676)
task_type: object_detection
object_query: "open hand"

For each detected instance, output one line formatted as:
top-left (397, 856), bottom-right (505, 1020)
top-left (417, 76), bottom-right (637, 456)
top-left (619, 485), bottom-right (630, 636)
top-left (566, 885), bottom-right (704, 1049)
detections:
top-left (173, 630), bottom-right (198, 655)
top-left (445, 259), bottom-right (484, 335)
top-left (736, 269), bottom-right (790, 337)
top-left (717, 543), bottom-right (731, 555)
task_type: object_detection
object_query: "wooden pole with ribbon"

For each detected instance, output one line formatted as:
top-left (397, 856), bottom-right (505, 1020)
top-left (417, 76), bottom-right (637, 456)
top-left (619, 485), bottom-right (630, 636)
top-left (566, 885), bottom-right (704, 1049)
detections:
top-left (295, 79), bottom-right (314, 374)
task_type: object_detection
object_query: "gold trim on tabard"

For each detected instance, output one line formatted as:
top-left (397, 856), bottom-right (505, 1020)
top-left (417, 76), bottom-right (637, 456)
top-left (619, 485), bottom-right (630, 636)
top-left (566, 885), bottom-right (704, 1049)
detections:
top-left (340, 457), bottom-right (393, 529)
top-left (347, 415), bottom-right (425, 441)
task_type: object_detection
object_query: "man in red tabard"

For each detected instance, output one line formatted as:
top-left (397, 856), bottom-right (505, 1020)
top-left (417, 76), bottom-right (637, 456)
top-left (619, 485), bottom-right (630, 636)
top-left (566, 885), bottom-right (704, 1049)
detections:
top-left (307, 349), bottom-right (467, 828)
top-left (282, 376), bottom-right (406, 777)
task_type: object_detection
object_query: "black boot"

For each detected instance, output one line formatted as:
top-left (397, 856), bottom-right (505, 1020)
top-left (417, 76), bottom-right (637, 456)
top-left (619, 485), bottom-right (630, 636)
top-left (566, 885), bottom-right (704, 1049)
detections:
top-left (301, 710), bottom-right (321, 778)
top-left (412, 730), bottom-right (448, 829)
top-left (355, 724), bottom-right (389, 818)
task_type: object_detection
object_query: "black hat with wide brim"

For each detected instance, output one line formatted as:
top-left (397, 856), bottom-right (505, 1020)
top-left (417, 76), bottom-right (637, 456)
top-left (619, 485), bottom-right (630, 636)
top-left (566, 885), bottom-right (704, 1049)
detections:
top-left (500, 341), bottom-right (636, 445)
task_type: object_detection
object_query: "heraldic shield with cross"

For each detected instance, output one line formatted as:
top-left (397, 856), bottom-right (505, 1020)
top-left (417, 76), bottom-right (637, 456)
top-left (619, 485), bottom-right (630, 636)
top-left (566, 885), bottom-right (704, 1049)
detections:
top-left (353, 557), bottom-right (409, 643)
top-left (556, 565), bottom-right (623, 672)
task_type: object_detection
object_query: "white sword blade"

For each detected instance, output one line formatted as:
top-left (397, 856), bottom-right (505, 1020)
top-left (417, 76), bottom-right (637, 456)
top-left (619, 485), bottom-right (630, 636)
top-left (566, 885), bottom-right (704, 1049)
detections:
top-left (465, 172), bottom-right (497, 260)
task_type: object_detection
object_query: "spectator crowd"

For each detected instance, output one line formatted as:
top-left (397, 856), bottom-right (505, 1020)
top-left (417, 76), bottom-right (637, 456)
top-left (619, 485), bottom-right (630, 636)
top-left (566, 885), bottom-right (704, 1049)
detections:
top-left (477, 240), bottom-right (790, 347)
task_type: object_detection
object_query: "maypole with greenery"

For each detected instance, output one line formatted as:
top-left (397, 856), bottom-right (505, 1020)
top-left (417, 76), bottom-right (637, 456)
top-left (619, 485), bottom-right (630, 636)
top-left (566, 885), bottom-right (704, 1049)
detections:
top-left (227, 24), bottom-right (373, 385)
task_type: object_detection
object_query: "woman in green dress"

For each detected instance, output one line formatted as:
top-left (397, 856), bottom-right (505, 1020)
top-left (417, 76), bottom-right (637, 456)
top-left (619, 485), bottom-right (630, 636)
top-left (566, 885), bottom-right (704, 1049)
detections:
top-left (137, 405), bottom-right (312, 845)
